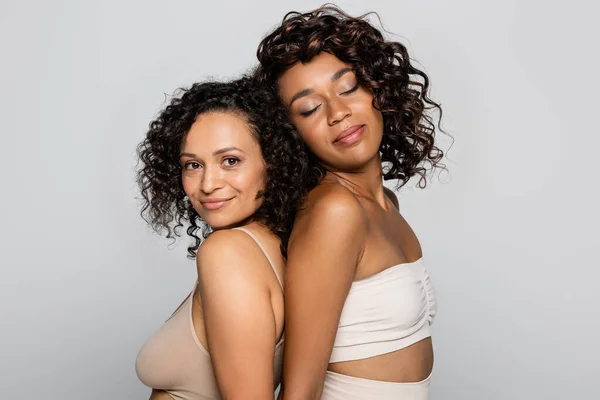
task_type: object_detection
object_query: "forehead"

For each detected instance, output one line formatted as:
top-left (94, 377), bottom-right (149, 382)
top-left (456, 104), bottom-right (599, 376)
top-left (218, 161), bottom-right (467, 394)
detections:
top-left (181, 112), bottom-right (257, 152)
top-left (278, 53), bottom-right (351, 99)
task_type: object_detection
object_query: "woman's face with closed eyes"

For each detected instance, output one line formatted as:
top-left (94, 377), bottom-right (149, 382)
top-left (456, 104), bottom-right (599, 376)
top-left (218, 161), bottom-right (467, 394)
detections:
top-left (277, 52), bottom-right (384, 172)
top-left (179, 112), bottom-right (266, 230)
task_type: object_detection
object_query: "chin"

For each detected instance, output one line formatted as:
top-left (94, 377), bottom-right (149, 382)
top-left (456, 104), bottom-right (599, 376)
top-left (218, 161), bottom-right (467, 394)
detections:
top-left (204, 213), bottom-right (254, 231)
top-left (205, 218), bottom-right (235, 231)
top-left (334, 147), bottom-right (379, 170)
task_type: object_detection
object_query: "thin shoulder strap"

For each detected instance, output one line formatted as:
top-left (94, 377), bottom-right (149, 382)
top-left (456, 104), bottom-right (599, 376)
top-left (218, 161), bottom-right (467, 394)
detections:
top-left (232, 227), bottom-right (284, 292)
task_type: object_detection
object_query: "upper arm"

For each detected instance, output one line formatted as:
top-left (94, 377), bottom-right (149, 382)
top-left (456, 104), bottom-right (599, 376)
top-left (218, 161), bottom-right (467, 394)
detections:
top-left (282, 185), bottom-right (367, 399)
top-left (196, 231), bottom-right (277, 400)
top-left (384, 186), bottom-right (399, 210)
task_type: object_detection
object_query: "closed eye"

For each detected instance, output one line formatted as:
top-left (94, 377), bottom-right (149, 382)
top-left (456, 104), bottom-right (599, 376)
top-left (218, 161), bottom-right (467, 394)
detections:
top-left (340, 83), bottom-right (359, 95)
top-left (300, 104), bottom-right (322, 117)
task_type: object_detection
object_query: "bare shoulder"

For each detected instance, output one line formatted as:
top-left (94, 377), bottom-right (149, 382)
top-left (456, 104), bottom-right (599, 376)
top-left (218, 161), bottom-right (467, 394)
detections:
top-left (196, 229), bottom-right (265, 285)
top-left (383, 186), bottom-right (399, 210)
top-left (291, 182), bottom-right (367, 248)
top-left (196, 229), bottom-right (250, 264)
top-left (302, 182), bottom-right (365, 222)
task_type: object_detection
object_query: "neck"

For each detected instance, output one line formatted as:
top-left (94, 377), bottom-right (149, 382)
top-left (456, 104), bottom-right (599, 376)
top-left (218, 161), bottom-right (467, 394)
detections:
top-left (212, 216), bottom-right (262, 233)
top-left (326, 153), bottom-right (388, 207)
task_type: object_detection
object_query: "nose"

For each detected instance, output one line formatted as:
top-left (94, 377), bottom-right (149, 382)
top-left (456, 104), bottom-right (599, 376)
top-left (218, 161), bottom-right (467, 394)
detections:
top-left (327, 98), bottom-right (352, 126)
top-left (200, 166), bottom-right (223, 194)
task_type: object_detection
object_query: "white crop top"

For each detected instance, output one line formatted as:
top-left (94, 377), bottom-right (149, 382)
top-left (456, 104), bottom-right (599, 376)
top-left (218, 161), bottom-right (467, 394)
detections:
top-left (329, 258), bottom-right (437, 363)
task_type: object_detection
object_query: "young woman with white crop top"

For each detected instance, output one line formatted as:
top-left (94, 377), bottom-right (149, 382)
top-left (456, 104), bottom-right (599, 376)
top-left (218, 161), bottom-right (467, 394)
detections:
top-left (134, 77), bottom-right (311, 400)
top-left (255, 6), bottom-right (445, 399)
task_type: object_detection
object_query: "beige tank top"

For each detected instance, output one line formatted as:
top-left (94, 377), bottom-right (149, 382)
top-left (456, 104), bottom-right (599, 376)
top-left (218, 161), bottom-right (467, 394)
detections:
top-left (135, 227), bottom-right (284, 400)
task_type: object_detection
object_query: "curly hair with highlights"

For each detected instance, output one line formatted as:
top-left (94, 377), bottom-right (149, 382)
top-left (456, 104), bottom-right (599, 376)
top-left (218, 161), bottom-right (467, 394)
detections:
top-left (255, 5), bottom-right (445, 188)
top-left (136, 76), bottom-right (318, 258)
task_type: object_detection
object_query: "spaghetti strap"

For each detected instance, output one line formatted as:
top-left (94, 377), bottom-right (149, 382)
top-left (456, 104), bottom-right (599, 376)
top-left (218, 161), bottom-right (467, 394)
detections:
top-left (232, 227), bottom-right (284, 292)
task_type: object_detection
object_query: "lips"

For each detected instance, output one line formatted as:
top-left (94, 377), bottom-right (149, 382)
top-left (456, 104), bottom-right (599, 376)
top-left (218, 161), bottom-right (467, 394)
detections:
top-left (334, 124), bottom-right (365, 145)
top-left (200, 198), bottom-right (233, 211)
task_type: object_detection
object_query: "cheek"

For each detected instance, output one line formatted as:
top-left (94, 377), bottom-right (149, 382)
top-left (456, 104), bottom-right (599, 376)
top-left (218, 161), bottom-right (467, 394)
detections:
top-left (293, 119), bottom-right (326, 147)
top-left (231, 166), bottom-right (266, 197)
top-left (354, 95), bottom-right (374, 114)
top-left (353, 98), bottom-right (383, 131)
top-left (181, 174), bottom-right (195, 196)
top-left (367, 99), bottom-right (383, 125)
top-left (373, 108), bottom-right (384, 128)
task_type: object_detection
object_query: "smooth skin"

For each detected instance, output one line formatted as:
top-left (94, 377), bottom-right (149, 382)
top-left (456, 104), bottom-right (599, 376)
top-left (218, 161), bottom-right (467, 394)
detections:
top-left (149, 112), bottom-right (285, 400)
top-left (277, 52), bottom-right (433, 400)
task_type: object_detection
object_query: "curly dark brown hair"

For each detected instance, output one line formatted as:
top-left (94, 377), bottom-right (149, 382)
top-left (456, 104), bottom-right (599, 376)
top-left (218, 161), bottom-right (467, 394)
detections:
top-left (255, 5), bottom-right (445, 188)
top-left (136, 76), bottom-right (317, 258)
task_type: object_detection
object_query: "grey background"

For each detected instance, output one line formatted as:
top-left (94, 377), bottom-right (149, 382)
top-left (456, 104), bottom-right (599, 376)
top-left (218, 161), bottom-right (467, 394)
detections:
top-left (1, 0), bottom-right (598, 399)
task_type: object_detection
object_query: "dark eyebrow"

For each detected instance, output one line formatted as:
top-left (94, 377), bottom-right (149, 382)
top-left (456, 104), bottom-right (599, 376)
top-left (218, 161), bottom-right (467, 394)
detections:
top-left (331, 67), bottom-right (352, 81)
top-left (288, 88), bottom-right (315, 107)
top-left (288, 67), bottom-right (353, 107)
top-left (213, 146), bottom-right (243, 156)
top-left (179, 147), bottom-right (244, 159)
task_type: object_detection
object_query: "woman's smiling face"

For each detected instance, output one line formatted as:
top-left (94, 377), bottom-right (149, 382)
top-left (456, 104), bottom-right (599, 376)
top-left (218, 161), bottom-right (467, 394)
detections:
top-left (277, 52), bottom-right (384, 172)
top-left (180, 112), bottom-right (266, 230)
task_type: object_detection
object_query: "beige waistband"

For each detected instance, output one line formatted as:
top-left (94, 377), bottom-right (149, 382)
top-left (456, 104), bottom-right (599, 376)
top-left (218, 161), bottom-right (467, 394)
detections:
top-left (321, 370), bottom-right (431, 400)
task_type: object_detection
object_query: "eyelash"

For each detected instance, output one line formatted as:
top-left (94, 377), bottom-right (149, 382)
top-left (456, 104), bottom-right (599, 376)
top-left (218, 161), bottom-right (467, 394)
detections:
top-left (299, 83), bottom-right (359, 117)
top-left (183, 157), bottom-right (240, 170)
top-left (341, 83), bottom-right (359, 95)
top-left (222, 157), bottom-right (240, 167)
top-left (300, 105), bottom-right (321, 117)
top-left (184, 161), bottom-right (201, 170)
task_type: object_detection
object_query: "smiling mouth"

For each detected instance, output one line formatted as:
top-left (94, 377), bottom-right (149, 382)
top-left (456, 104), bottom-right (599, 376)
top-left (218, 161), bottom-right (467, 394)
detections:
top-left (200, 198), bottom-right (233, 211)
top-left (334, 124), bottom-right (365, 145)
